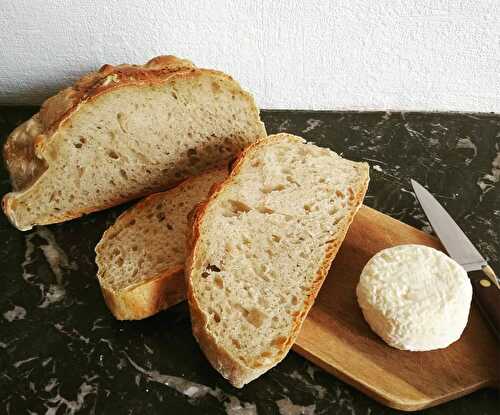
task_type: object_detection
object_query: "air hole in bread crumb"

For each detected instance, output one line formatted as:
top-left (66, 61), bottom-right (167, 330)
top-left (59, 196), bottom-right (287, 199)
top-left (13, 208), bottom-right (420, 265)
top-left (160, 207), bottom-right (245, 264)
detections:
top-left (271, 234), bottom-right (281, 243)
top-left (166, 223), bottom-right (173, 230)
top-left (74, 142), bottom-right (82, 149)
top-left (214, 276), bottom-right (224, 289)
top-left (128, 219), bottom-right (136, 226)
top-left (171, 91), bottom-right (178, 100)
top-left (257, 206), bottom-right (274, 214)
top-left (261, 184), bottom-right (285, 193)
top-left (156, 212), bottom-right (165, 222)
top-left (229, 200), bottom-right (251, 214)
top-left (245, 308), bottom-right (265, 328)
top-left (304, 204), bottom-right (311, 212)
top-left (206, 264), bottom-right (221, 273)
top-left (107, 150), bottom-right (120, 159)
top-left (348, 187), bottom-right (354, 200)
top-left (116, 257), bottom-right (124, 266)
top-left (272, 336), bottom-right (287, 348)
top-left (120, 169), bottom-right (128, 179)
top-left (132, 245), bottom-right (138, 252)
top-left (79, 137), bottom-right (86, 144)
top-left (232, 338), bottom-right (241, 349)
top-left (291, 295), bottom-right (298, 305)
top-left (116, 113), bottom-right (127, 133)
top-left (213, 313), bottom-right (221, 323)
top-left (107, 233), bottom-right (118, 241)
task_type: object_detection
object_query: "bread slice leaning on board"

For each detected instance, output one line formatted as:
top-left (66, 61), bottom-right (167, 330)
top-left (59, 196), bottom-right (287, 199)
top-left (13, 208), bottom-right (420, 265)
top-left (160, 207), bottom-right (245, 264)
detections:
top-left (186, 133), bottom-right (370, 387)
top-left (2, 55), bottom-right (266, 231)
top-left (95, 168), bottom-right (228, 320)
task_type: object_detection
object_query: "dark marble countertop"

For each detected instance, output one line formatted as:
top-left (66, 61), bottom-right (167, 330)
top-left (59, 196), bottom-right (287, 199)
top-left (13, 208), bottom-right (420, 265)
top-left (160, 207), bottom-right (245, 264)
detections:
top-left (1, 107), bottom-right (499, 414)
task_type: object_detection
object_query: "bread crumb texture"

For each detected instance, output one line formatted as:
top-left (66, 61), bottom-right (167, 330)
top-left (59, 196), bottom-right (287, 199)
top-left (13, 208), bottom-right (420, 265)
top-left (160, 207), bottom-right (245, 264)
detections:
top-left (95, 168), bottom-right (228, 320)
top-left (3, 55), bottom-right (265, 230)
top-left (188, 133), bottom-right (369, 387)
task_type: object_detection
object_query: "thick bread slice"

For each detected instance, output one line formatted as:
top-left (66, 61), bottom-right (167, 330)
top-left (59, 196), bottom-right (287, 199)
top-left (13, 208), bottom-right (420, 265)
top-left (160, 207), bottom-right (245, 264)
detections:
top-left (3, 55), bottom-right (266, 231)
top-left (186, 133), bottom-right (369, 387)
top-left (95, 168), bottom-right (228, 320)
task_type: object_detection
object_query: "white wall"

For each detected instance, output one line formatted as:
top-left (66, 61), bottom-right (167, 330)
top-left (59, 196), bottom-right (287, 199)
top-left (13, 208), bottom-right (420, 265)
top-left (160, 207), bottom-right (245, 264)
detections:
top-left (1, 0), bottom-right (499, 111)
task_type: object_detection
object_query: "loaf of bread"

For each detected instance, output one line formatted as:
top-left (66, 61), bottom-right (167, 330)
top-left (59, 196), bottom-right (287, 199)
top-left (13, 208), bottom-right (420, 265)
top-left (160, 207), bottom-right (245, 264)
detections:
top-left (95, 168), bottom-right (228, 320)
top-left (2, 55), bottom-right (266, 230)
top-left (186, 133), bottom-right (370, 387)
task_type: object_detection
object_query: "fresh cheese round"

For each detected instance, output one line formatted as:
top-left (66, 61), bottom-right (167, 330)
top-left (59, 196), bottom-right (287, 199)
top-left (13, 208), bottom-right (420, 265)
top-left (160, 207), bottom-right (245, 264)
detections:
top-left (356, 244), bottom-right (472, 351)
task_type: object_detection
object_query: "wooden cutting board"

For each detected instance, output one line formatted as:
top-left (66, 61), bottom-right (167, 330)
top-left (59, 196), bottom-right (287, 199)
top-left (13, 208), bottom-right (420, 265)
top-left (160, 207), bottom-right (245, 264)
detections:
top-left (293, 205), bottom-right (500, 411)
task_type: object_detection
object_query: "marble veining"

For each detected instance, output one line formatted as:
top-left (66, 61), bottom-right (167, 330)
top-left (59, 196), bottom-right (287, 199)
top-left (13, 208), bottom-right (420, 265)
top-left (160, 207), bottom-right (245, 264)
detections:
top-left (276, 397), bottom-right (316, 415)
top-left (1, 108), bottom-right (499, 414)
top-left (35, 227), bottom-right (78, 284)
top-left (126, 354), bottom-right (258, 414)
top-left (3, 305), bottom-right (26, 321)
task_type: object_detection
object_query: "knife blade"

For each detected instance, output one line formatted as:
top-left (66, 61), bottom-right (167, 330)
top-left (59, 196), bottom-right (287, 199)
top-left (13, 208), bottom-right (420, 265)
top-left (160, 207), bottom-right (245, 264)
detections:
top-left (411, 179), bottom-right (487, 272)
top-left (411, 179), bottom-right (500, 340)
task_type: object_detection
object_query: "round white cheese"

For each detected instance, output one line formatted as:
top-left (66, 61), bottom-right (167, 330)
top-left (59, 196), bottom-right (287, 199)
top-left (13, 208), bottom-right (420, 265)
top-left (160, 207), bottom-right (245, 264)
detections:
top-left (356, 244), bottom-right (472, 351)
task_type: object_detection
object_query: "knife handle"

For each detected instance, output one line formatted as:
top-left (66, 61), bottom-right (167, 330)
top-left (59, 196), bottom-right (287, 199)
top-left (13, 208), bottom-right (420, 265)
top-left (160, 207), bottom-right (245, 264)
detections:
top-left (469, 266), bottom-right (500, 342)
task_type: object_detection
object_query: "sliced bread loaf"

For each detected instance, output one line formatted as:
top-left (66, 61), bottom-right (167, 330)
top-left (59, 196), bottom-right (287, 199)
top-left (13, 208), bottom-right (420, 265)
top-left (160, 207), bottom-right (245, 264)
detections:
top-left (95, 168), bottom-right (228, 320)
top-left (186, 133), bottom-right (369, 387)
top-left (3, 55), bottom-right (266, 231)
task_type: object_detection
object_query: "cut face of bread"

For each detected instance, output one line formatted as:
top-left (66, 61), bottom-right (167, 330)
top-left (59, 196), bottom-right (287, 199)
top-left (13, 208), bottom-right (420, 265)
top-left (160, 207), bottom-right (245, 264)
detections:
top-left (186, 133), bottom-right (369, 388)
top-left (2, 55), bottom-right (266, 230)
top-left (95, 168), bottom-right (228, 320)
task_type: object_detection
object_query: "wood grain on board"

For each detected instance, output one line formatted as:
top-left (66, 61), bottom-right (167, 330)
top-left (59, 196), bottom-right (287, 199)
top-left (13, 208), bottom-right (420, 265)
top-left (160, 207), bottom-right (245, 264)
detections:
top-left (293, 205), bottom-right (500, 411)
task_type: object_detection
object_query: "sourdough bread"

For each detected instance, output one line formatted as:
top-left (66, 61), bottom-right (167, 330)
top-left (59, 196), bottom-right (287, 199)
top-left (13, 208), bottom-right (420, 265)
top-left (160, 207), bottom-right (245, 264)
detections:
top-left (95, 168), bottom-right (228, 320)
top-left (186, 133), bottom-right (370, 387)
top-left (3, 55), bottom-right (266, 230)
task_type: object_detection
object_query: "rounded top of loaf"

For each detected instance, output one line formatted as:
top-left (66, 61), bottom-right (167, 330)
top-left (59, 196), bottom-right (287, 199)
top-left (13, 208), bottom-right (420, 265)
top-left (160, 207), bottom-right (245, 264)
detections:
top-left (39, 55), bottom-right (196, 136)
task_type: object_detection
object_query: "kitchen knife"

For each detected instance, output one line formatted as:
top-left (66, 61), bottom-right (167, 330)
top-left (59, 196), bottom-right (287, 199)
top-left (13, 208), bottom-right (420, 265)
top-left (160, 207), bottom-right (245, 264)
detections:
top-left (411, 179), bottom-right (500, 341)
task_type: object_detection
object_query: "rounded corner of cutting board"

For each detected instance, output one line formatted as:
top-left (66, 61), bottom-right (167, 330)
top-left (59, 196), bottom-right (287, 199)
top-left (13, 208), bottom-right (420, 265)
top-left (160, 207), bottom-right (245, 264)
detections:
top-left (293, 343), bottom-right (435, 411)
